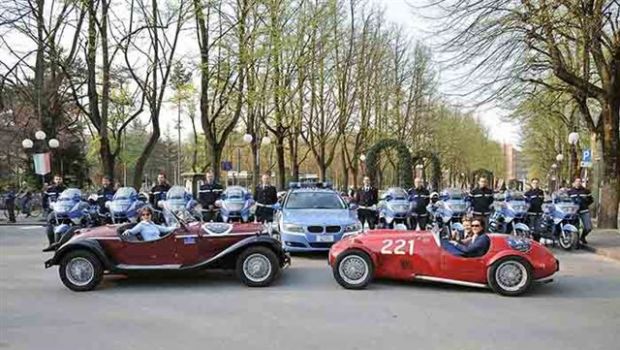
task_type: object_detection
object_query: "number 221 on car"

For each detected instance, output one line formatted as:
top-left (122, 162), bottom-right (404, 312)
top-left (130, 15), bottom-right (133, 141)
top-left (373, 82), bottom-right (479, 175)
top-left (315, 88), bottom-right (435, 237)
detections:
top-left (380, 239), bottom-right (415, 255)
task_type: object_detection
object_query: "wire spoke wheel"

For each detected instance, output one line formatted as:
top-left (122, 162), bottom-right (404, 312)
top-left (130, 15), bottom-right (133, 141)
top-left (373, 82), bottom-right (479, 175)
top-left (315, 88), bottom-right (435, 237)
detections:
top-left (495, 261), bottom-right (528, 292)
top-left (65, 257), bottom-right (95, 287)
top-left (338, 255), bottom-right (369, 285)
top-left (242, 253), bottom-right (272, 283)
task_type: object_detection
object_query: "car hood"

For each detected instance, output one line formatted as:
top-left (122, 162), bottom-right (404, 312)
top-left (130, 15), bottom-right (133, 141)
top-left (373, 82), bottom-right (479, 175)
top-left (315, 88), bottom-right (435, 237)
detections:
top-left (282, 209), bottom-right (357, 225)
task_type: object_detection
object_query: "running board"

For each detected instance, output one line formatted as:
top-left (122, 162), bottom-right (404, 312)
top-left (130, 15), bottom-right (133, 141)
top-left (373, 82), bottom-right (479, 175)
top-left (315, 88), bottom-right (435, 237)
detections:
top-left (413, 275), bottom-right (488, 289)
top-left (116, 264), bottom-right (182, 270)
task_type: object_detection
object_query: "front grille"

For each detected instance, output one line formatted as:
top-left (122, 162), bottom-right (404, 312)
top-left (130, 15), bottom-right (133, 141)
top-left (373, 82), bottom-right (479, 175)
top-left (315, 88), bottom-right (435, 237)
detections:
top-left (307, 226), bottom-right (323, 233)
top-left (309, 242), bottom-right (334, 249)
top-left (325, 225), bottom-right (341, 233)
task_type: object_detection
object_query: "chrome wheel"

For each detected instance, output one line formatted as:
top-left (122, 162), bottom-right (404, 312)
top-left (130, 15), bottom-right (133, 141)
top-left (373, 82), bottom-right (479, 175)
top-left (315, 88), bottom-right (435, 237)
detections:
top-left (65, 257), bottom-right (95, 287)
top-left (495, 261), bottom-right (528, 292)
top-left (559, 231), bottom-right (576, 249)
top-left (242, 253), bottom-right (272, 283)
top-left (338, 255), bottom-right (369, 285)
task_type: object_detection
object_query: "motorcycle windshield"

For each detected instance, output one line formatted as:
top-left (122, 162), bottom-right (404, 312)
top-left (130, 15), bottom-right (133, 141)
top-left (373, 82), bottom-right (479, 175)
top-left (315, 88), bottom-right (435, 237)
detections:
top-left (445, 199), bottom-right (467, 214)
top-left (508, 200), bottom-right (529, 213)
top-left (113, 187), bottom-right (137, 200)
top-left (109, 200), bottom-right (132, 213)
top-left (166, 186), bottom-right (187, 200)
top-left (225, 188), bottom-right (245, 200)
top-left (165, 199), bottom-right (187, 212)
top-left (387, 201), bottom-right (410, 212)
top-left (53, 201), bottom-right (75, 214)
top-left (384, 188), bottom-right (408, 200)
top-left (58, 189), bottom-right (82, 200)
top-left (223, 200), bottom-right (245, 211)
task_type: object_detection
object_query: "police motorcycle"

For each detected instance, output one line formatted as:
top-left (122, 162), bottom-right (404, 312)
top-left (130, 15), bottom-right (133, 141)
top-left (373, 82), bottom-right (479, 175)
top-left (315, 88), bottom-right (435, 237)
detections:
top-left (105, 187), bottom-right (148, 224)
top-left (377, 187), bottom-right (412, 229)
top-left (427, 188), bottom-right (470, 239)
top-left (488, 191), bottom-right (531, 238)
top-left (215, 186), bottom-right (255, 223)
top-left (86, 192), bottom-right (115, 226)
top-left (47, 189), bottom-right (94, 248)
top-left (157, 186), bottom-right (200, 225)
top-left (537, 190), bottom-right (580, 250)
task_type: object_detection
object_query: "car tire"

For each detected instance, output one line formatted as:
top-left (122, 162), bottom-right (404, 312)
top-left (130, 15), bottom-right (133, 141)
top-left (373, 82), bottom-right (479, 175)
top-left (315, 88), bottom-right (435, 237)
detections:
top-left (236, 246), bottom-right (280, 287)
top-left (59, 250), bottom-right (103, 292)
top-left (487, 256), bottom-right (533, 296)
top-left (332, 249), bottom-right (374, 290)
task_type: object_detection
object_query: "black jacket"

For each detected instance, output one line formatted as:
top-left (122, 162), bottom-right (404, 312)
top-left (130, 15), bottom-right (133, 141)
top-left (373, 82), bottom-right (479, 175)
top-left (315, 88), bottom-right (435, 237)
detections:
top-left (150, 183), bottom-right (171, 207)
top-left (567, 186), bottom-right (593, 212)
top-left (43, 184), bottom-right (66, 206)
top-left (408, 187), bottom-right (430, 215)
top-left (255, 185), bottom-right (277, 205)
top-left (470, 187), bottom-right (494, 215)
top-left (355, 186), bottom-right (378, 207)
top-left (198, 182), bottom-right (224, 207)
top-left (97, 186), bottom-right (116, 207)
top-left (524, 188), bottom-right (545, 213)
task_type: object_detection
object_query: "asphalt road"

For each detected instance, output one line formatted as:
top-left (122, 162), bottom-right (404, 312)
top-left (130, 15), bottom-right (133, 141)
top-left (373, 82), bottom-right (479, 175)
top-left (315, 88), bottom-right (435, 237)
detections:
top-left (1, 226), bottom-right (620, 350)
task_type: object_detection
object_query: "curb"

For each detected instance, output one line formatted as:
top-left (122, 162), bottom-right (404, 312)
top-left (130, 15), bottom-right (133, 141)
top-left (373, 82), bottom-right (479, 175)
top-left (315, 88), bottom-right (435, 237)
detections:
top-left (582, 245), bottom-right (620, 262)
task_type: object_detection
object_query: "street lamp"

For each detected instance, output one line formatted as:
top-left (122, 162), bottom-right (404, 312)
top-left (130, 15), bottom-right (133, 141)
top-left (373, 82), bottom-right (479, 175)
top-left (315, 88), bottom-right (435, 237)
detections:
top-left (22, 131), bottom-right (59, 187)
top-left (242, 133), bottom-right (253, 144)
top-left (568, 132), bottom-right (579, 180)
top-left (22, 138), bottom-right (34, 149)
top-left (48, 139), bottom-right (60, 149)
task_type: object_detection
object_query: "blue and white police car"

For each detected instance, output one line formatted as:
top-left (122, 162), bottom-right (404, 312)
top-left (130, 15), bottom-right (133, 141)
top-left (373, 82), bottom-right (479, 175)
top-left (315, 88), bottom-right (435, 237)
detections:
top-left (274, 182), bottom-right (362, 252)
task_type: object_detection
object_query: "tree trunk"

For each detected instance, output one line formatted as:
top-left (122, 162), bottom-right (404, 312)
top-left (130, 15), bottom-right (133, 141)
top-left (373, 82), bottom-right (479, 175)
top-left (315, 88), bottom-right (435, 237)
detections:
top-left (597, 103), bottom-right (619, 229)
top-left (276, 135), bottom-right (286, 190)
top-left (132, 114), bottom-right (160, 188)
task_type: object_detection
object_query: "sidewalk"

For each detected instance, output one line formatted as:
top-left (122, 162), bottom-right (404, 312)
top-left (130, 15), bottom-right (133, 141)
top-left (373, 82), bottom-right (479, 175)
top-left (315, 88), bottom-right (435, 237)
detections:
top-left (0, 215), bottom-right (46, 226)
top-left (582, 229), bottom-right (620, 262)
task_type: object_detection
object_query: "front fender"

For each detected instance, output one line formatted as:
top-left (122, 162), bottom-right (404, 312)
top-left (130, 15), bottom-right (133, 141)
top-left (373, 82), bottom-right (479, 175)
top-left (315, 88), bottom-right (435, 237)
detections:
top-left (513, 223), bottom-right (530, 233)
top-left (561, 224), bottom-right (579, 233)
top-left (44, 239), bottom-right (113, 270)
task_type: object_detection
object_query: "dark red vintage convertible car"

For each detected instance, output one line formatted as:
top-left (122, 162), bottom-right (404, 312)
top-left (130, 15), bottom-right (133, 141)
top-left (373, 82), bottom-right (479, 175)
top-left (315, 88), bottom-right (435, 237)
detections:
top-left (45, 217), bottom-right (290, 292)
top-left (329, 229), bottom-right (558, 296)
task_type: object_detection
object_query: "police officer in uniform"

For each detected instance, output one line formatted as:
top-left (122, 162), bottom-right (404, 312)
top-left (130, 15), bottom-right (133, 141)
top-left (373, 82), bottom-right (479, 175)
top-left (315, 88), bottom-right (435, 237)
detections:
top-left (524, 178), bottom-right (545, 241)
top-left (567, 177), bottom-right (593, 246)
top-left (199, 170), bottom-right (224, 222)
top-left (254, 173), bottom-right (278, 223)
top-left (149, 173), bottom-right (171, 223)
top-left (408, 177), bottom-right (430, 230)
top-left (355, 176), bottom-right (378, 230)
top-left (469, 176), bottom-right (494, 226)
top-left (96, 176), bottom-right (116, 222)
top-left (43, 175), bottom-right (67, 251)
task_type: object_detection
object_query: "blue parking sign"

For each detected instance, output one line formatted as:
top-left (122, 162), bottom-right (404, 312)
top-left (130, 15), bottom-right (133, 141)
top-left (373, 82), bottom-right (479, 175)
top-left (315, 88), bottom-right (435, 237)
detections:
top-left (582, 149), bottom-right (592, 162)
top-left (221, 161), bottom-right (233, 171)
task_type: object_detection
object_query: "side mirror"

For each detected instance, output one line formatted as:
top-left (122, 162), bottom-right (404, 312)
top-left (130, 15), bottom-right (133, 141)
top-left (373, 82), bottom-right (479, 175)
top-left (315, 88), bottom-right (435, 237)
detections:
top-left (215, 200), bottom-right (222, 208)
top-left (105, 201), bottom-right (111, 209)
top-left (273, 203), bottom-right (281, 211)
top-left (348, 203), bottom-right (358, 210)
top-left (157, 200), bottom-right (164, 209)
top-left (138, 193), bottom-right (148, 202)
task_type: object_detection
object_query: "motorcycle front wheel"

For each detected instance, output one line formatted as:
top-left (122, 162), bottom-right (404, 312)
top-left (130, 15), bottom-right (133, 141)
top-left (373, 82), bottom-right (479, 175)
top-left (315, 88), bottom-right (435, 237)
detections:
top-left (558, 230), bottom-right (577, 250)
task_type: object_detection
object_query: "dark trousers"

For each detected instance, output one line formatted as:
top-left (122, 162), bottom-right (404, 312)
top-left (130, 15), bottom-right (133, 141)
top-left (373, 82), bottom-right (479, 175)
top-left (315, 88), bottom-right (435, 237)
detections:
top-left (46, 212), bottom-right (55, 244)
top-left (202, 209), bottom-right (220, 222)
top-left (527, 213), bottom-right (543, 241)
top-left (6, 200), bottom-right (16, 222)
top-left (358, 209), bottom-right (377, 230)
top-left (255, 206), bottom-right (274, 223)
top-left (410, 214), bottom-right (429, 231)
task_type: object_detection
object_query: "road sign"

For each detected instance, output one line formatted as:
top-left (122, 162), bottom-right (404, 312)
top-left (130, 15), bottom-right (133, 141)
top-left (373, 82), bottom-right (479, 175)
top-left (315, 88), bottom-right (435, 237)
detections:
top-left (221, 161), bottom-right (233, 171)
top-left (582, 149), bottom-right (592, 162)
top-left (581, 149), bottom-right (592, 168)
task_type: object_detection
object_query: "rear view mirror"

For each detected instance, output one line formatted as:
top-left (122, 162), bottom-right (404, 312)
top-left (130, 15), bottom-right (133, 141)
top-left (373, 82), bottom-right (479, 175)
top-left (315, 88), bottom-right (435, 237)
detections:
top-left (348, 203), bottom-right (358, 210)
top-left (138, 193), bottom-right (148, 202)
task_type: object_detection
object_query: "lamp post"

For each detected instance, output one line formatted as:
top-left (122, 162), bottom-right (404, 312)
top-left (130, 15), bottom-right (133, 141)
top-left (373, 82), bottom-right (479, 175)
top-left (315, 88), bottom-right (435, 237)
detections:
top-left (551, 163), bottom-right (558, 191)
top-left (415, 163), bottom-right (424, 180)
top-left (555, 154), bottom-right (564, 187)
top-left (22, 131), bottom-right (60, 187)
top-left (568, 131), bottom-right (579, 181)
top-left (359, 154), bottom-right (367, 184)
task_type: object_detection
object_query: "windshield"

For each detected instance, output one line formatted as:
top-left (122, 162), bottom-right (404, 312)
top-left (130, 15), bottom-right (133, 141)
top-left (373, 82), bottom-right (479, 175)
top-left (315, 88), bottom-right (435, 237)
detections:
top-left (113, 187), bottom-right (137, 200)
top-left (167, 186), bottom-right (187, 200)
top-left (58, 189), bottom-right (81, 201)
top-left (285, 191), bottom-right (345, 209)
top-left (442, 188), bottom-right (465, 200)
top-left (164, 208), bottom-right (198, 226)
top-left (507, 191), bottom-right (525, 201)
top-left (385, 188), bottom-right (408, 200)
top-left (225, 188), bottom-right (244, 199)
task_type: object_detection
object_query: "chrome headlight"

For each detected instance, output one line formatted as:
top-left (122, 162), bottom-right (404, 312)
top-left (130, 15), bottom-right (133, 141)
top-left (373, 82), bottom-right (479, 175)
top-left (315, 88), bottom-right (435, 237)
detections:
top-left (506, 236), bottom-right (531, 253)
top-left (282, 223), bottom-right (304, 233)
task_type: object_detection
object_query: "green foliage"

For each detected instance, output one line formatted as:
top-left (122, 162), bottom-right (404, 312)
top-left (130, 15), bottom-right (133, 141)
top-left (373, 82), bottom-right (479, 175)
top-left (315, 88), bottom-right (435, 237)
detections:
top-left (365, 139), bottom-right (413, 188)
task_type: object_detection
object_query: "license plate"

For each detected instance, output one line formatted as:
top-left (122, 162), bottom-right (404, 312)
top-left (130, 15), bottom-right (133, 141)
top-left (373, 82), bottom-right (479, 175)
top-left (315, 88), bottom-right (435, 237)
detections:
top-left (316, 235), bottom-right (334, 242)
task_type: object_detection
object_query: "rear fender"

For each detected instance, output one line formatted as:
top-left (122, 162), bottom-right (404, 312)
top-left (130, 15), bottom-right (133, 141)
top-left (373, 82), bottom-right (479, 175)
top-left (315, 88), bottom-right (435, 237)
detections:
top-left (187, 235), bottom-right (287, 270)
top-left (45, 239), bottom-right (113, 270)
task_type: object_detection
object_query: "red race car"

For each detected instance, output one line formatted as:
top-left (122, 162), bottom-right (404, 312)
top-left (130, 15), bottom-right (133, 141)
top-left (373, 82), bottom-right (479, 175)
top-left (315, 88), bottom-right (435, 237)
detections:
top-left (45, 218), bottom-right (290, 292)
top-left (329, 229), bottom-right (558, 296)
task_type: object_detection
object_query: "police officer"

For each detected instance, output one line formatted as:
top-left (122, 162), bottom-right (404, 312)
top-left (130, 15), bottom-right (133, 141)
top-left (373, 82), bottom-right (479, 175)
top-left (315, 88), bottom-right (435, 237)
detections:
top-left (96, 176), bottom-right (116, 220)
top-left (469, 176), bottom-right (494, 226)
top-left (567, 177), bottom-right (593, 246)
top-left (4, 185), bottom-right (16, 223)
top-left (43, 175), bottom-right (67, 251)
top-left (254, 173), bottom-right (278, 223)
top-left (524, 178), bottom-right (545, 241)
top-left (355, 176), bottom-right (378, 230)
top-left (149, 173), bottom-right (171, 208)
top-left (198, 170), bottom-right (224, 222)
top-left (408, 177), bottom-right (430, 230)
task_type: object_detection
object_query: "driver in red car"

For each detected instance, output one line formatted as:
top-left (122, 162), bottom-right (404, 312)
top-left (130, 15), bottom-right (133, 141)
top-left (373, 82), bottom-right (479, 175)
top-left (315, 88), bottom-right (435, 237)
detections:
top-left (443, 219), bottom-right (490, 257)
top-left (122, 207), bottom-right (177, 241)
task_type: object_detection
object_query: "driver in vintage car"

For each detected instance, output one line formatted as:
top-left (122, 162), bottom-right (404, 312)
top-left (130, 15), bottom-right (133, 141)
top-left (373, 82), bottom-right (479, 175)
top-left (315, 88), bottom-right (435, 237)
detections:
top-left (122, 207), bottom-right (177, 241)
top-left (442, 219), bottom-right (490, 257)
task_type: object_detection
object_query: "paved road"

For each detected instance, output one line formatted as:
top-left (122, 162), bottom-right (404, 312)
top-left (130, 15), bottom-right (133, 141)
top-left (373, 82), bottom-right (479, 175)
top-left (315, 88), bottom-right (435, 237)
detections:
top-left (1, 227), bottom-right (620, 350)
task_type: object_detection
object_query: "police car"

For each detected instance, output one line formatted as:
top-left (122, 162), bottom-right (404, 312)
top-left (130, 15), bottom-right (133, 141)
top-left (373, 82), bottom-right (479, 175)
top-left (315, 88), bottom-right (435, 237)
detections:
top-left (274, 182), bottom-right (362, 252)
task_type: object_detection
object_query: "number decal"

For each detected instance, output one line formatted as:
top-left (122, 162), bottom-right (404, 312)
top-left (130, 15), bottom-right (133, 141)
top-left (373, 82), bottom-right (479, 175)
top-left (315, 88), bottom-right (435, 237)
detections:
top-left (393, 240), bottom-right (406, 255)
top-left (381, 240), bottom-right (393, 254)
top-left (381, 239), bottom-right (415, 255)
